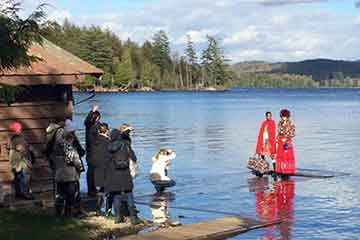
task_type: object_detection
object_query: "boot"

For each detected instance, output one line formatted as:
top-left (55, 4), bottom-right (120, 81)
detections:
top-left (126, 193), bottom-right (142, 225)
top-left (105, 194), bottom-right (114, 217)
top-left (64, 206), bottom-right (72, 218)
top-left (129, 212), bottom-right (141, 225)
top-left (55, 195), bottom-right (65, 217)
top-left (96, 195), bottom-right (103, 216)
top-left (115, 203), bottom-right (125, 224)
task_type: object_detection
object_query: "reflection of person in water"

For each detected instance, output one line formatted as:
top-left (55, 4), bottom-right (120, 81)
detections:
top-left (151, 195), bottom-right (170, 225)
top-left (275, 180), bottom-right (295, 240)
top-left (150, 193), bottom-right (180, 228)
top-left (251, 178), bottom-right (295, 240)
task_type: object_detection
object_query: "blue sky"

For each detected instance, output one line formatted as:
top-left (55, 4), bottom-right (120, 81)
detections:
top-left (21, 0), bottom-right (360, 62)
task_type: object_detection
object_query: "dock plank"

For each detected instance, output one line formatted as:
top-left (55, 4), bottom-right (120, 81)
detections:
top-left (121, 217), bottom-right (268, 240)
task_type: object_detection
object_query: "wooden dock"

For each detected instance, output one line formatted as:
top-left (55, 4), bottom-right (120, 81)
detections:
top-left (121, 216), bottom-right (276, 240)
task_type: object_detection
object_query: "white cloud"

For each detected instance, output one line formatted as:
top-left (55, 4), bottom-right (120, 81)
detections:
top-left (176, 30), bottom-right (218, 44)
top-left (271, 15), bottom-right (290, 25)
top-left (48, 9), bottom-right (71, 23)
top-left (19, 0), bottom-right (360, 62)
top-left (224, 26), bottom-right (259, 44)
top-left (230, 49), bottom-right (263, 62)
top-left (355, 15), bottom-right (360, 25)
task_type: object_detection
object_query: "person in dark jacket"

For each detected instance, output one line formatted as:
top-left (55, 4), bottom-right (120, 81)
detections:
top-left (104, 124), bottom-right (141, 225)
top-left (84, 105), bottom-right (101, 196)
top-left (92, 123), bottom-right (110, 214)
top-left (52, 126), bottom-right (83, 217)
top-left (8, 122), bottom-right (35, 200)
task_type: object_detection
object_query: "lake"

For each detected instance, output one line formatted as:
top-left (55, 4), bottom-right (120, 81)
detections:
top-left (73, 88), bottom-right (360, 239)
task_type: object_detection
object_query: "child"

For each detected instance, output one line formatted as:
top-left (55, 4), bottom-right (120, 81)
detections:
top-left (150, 149), bottom-right (176, 193)
top-left (8, 122), bottom-right (35, 200)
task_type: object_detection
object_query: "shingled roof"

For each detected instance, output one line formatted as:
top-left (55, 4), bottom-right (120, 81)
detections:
top-left (0, 39), bottom-right (103, 85)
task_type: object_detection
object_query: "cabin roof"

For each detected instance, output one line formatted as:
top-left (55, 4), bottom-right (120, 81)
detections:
top-left (0, 39), bottom-right (103, 85)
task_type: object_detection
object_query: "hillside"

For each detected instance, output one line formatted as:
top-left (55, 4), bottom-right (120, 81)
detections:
top-left (232, 59), bottom-right (360, 81)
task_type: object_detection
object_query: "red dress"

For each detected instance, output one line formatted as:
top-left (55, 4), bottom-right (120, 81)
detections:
top-left (275, 119), bottom-right (296, 174)
top-left (256, 119), bottom-right (276, 157)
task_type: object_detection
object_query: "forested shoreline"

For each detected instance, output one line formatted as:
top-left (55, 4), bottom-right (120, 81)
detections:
top-left (41, 20), bottom-right (359, 91)
top-left (41, 20), bottom-right (232, 91)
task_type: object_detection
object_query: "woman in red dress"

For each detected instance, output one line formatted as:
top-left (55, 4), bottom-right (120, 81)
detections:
top-left (275, 109), bottom-right (296, 178)
top-left (256, 112), bottom-right (277, 170)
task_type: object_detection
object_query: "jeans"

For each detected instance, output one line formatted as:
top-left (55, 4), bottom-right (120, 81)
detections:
top-left (111, 191), bottom-right (137, 220)
top-left (13, 171), bottom-right (30, 196)
top-left (86, 164), bottom-right (96, 194)
top-left (152, 179), bottom-right (176, 192)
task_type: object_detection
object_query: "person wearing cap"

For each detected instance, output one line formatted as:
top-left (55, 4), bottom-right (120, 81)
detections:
top-left (84, 105), bottom-right (101, 196)
top-left (275, 109), bottom-right (296, 179)
top-left (104, 123), bottom-right (141, 225)
top-left (8, 122), bottom-right (35, 200)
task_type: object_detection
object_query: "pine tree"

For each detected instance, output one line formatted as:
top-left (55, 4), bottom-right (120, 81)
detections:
top-left (201, 35), bottom-right (230, 86)
top-left (0, 0), bottom-right (46, 70)
top-left (114, 49), bottom-right (134, 87)
top-left (185, 35), bottom-right (198, 87)
top-left (141, 61), bottom-right (160, 88)
top-left (78, 26), bottom-right (113, 72)
top-left (152, 30), bottom-right (172, 87)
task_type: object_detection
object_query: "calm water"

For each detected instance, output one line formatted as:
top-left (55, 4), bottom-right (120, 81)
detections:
top-left (73, 89), bottom-right (360, 240)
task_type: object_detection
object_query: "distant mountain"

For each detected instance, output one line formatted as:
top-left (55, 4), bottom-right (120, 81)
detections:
top-left (231, 59), bottom-right (360, 81)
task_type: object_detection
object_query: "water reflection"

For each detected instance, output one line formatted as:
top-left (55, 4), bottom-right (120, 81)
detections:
top-left (249, 177), bottom-right (295, 240)
top-left (150, 192), bottom-right (180, 228)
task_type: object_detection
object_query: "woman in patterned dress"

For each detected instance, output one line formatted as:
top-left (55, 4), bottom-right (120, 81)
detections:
top-left (275, 109), bottom-right (296, 179)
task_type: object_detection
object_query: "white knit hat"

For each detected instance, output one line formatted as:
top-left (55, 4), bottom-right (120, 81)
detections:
top-left (64, 119), bottom-right (76, 132)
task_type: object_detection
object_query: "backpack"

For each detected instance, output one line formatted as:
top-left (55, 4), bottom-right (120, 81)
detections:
top-left (111, 141), bottom-right (130, 170)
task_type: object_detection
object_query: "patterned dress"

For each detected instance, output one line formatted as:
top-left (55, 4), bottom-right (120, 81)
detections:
top-left (275, 119), bottom-right (296, 174)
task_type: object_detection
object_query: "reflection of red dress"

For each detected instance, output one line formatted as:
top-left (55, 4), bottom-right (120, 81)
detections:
top-left (276, 120), bottom-right (296, 174)
top-left (256, 120), bottom-right (276, 156)
top-left (256, 191), bottom-right (276, 238)
top-left (254, 179), bottom-right (295, 240)
top-left (275, 180), bottom-right (295, 240)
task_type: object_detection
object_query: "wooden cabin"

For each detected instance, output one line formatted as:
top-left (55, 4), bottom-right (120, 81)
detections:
top-left (0, 39), bottom-right (103, 204)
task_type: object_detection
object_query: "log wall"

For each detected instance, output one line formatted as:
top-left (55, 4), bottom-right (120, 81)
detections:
top-left (0, 85), bottom-right (74, 203)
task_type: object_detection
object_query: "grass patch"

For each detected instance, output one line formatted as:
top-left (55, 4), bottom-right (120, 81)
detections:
top-left (0, 208), bottom-right (149, 240)
top-left (0, 208), bottom-right (95, 240)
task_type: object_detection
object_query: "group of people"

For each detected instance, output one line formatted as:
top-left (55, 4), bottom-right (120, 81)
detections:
top-left (7, 105), bottom-right (177, 225)
top-left (7, 105), bottom-right (295, 224)
top-left (255, 109), bottom-right (296, 179)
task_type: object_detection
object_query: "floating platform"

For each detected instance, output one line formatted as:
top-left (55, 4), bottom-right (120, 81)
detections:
top-left (120, 216), bottom-right (277, 240)
top-left (253, 168), bottom-right (350, 179)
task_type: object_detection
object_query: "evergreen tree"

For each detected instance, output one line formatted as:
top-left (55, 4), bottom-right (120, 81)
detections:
top-left (201, 35), bottom-right (230, 86)
top-left (114, 49), bottom-right (134, 87)
top-left (0, 0), bottom-right (46, 70)
top-left (141, 61), bottom-right (160, 88)
top-left (185, 35), bottom-right (198, 87)
top-left (152, 30), bottom-right (172, 86)
top-left (78, 26), bottom-right (113, 72)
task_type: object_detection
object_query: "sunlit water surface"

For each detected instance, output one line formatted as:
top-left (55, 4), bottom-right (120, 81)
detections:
top-left (73, 89), bottom-right (360, 239)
